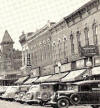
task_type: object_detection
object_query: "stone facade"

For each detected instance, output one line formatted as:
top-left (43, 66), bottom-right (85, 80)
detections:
top-left (19, 0), bottom-right (100, 77)
top-left (0, 30), bottom-right (22, 80)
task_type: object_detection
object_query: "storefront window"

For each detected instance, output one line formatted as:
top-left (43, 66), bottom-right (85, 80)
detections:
top-left (76, 59), bottom-right (85, 69)
top-left (94, 56), bottom-right (100, 66)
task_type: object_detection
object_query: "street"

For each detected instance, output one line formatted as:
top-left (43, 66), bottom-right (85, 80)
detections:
top-left (0, 100), bottom-right (92, 108)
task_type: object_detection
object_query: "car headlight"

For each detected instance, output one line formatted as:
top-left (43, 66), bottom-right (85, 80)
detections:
top-left (42, 92), bottom-right (49, 100)
top-left (36, 92), bottom-right (40, 97)
top-left (55, 92), bottom-right (59, 98)
top-left (27, 93), bottom-right (33, 100)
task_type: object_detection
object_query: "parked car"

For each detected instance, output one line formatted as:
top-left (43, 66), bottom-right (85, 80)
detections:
top-left (37, 82), bottom-right (67, 105)
top-left (21, 84), bottom-right (40, 105)
top-left (1, 86), bottom-right (19, 101)
top-left (48, 80), bottom-right (100, 108)
top-left (0, 86), bottom-right (8, 99)
top-left (14, 85), bottom-right (30, 103)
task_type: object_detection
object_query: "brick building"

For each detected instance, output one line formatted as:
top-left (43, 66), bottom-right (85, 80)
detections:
top-left (0, 30), bottom-right (22, 85)
top-left (19, 0), bottom-right (100, 81)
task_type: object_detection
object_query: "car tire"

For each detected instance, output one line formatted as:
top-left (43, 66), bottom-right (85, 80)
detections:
top-left (51, 104), bottom-right (58, 108)
top-left (70, 94), bottom-right (81, 105)
top-left (57, 98), bottom-right (69, 108)
top-left (40, 101), bottom-right (45, 106)
top-left (91, 105), bottom-right (99, 108)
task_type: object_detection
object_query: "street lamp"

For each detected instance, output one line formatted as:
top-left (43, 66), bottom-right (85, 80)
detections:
top-left (57, 61), bottom-right (61, 73)
top-left (86, 57), bottom-right (92, 80)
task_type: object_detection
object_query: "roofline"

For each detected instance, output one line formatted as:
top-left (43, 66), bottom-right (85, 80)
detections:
top-left (64, 0), bottom-right (97, 20)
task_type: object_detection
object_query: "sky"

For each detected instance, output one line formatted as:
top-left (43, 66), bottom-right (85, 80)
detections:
top-left (0, 0), bottom-right (91, 50)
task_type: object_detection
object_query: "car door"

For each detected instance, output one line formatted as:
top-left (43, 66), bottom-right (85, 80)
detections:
top-left (79, 84), bottom-right (92, 104)
top-left (90, 83), bottom-right (100, 104)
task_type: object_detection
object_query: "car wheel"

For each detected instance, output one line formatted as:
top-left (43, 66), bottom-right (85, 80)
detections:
top-left (70, 94), bottom-right (81, 105)
top-left (40, 101), bottom-right (45, 106)
top-left (57, 98), bottom-right (69, 108)
top-left (91, 105), bottom-right (99, 108)
top-left (51, 104), bottom-right (58, 108)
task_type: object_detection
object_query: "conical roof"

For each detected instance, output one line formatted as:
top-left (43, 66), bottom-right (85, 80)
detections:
top-left (1, 30), bottom-right (14, 44)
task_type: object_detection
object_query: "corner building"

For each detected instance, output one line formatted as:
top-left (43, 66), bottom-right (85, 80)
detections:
top-left (0, 30), bottom-right (22, 85)
top-left (20, 0), bottom-right (100, 81)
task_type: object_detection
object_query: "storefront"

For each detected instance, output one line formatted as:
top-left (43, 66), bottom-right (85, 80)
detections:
top-left (61, 69), bottom-right (88, 82)
top-left (44, 72), bottom-right (68, 83)
top-left (24, 77), bottom-right (38, 85)
top-left (92, 66), bottom-right (100, 80)
top-left (34, 75), bottom-right (52, 83)
top-left (14, 76), bottom-right (29, 85)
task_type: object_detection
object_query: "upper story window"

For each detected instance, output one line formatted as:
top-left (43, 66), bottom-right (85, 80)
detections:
top-left (27, 53), bottom-right (31, 66)
top-left (70, 31), bottom-right (74, 54)
top-left (92, 19), bottom-right (98, 45)
top-left (76, 31), bottom-right (81, 43)
top-left (84, 24), bottom-right (89, 46)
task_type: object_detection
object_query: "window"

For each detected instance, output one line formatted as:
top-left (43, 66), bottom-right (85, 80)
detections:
top-left (71, 61), bottom-right (76, 69)
top-left (92, 19), bottom-right (98, 45)
top-left (84, 25), bottom-right (89, 46)
top-left (80, 85), bottom-right (91, 91)
top-left (27, 53), bottom-right (31, 66)
top-left (70, 32), bottom-right (74, 54)
top-left (58, 39), bottom-right (61, 58)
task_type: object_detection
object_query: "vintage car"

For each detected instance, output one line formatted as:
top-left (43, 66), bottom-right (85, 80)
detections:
top-left (1, 86), bottom-right (19, 101)
top-left (37, 82), bottom-right (67, 105)
top-left (14, 85), bottom-right (30, 102)
top-left (49, 80), bottom-right (100, 108)
top-left (0, 86), bottom-right (8, 99)
top-left (21, 84), bottom-right (40, 105)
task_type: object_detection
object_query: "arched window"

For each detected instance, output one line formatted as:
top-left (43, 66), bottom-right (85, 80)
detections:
top-left (70, 31), bottom-right (74, 54)
top-left (92, 19), bottom-right (98, 45)
top-left (84, 24), bottom-right (89, 46)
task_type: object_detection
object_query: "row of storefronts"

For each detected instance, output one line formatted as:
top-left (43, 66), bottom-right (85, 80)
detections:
top-left (17, 0), bottom-right (100, 85)
top-left (15, 65), bottom-right (100, 85)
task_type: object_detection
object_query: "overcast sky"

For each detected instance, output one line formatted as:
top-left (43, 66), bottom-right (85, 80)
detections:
top-left (0, 0), bottom-right (90, 50)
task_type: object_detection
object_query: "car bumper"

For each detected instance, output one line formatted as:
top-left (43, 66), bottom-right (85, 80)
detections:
top-left (2, 97), bottom-right (14, 101)
top-left (47, 100), bottom-right (57, 105)
top-left (22, 98), bottom-right (40, 104)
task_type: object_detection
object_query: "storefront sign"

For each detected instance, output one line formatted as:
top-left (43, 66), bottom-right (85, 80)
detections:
top-left (61, 63), bottom-right (71, 72)
top-left (31, 68), bottom-right (40, 77)
top-left (41, 65), bottom-right (54, 76)
top-left (94, 56), bottom-right (100, 66)
top-left (55, 66), bottom-right (59, 73)
top-left (81, 45), bottom-right (98, 57)
top-left (55, 63), bottom-right (71, 73)
top-left (76, 59), bottom-right (85, 69)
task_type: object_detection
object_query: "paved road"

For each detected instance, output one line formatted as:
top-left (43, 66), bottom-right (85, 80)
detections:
top-left (0, 100), bottom-right (92, 108)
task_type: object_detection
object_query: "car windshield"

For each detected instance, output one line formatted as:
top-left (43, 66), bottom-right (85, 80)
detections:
top-left (19, 86), bottom-right (29, 91)
top-left (58, 84), bottom-right (67, 91)
top-left (67, 84), bottom-right (78, 91)
top-left (28, 85), bottom-right (40, 92)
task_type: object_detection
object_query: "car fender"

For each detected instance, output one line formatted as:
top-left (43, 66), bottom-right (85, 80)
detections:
top-left (57, 96), bottom-right (70, 101)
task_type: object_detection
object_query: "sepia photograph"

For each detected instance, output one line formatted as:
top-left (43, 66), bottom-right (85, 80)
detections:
top-left (0, 0), bottom-right (100, 108)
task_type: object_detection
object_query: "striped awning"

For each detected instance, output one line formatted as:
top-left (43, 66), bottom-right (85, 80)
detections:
top-left (45, 72), bottom-right (68, 82)
top-left (34, 75), bottom-right (52, 83)
top-left (61, 69), bottom-right (86, 82)
top-left (24, 77), bottom-right (38, 84)
top-left (15, 76), bottom-right (29, 84)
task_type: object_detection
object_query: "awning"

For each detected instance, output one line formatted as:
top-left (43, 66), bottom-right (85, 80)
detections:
top-left (24, 77), bottom-right (37, 84)
top-left (15, 76), bottom-right (29, 84)
top-left (34, 75), bottom-right (52, 83)
top-left (45, 72), bottom-right (68, 82)
top-left (61, 69), bottom-right (86, 82)
top-left (92, 66), bottom-right (100, 75)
